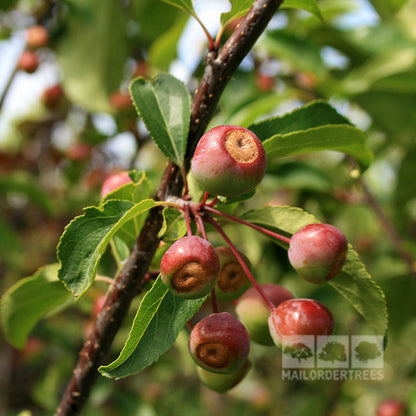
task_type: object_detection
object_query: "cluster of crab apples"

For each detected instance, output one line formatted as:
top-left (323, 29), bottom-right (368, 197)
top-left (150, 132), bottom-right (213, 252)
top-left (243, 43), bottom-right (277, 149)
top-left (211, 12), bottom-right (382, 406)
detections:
top-left (101, 125), bottom-right (349, 392)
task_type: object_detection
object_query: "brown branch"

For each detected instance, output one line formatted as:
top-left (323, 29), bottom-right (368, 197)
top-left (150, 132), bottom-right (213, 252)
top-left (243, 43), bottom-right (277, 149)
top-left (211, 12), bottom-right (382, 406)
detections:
top-left (55, 1), bottom-right (283, 414)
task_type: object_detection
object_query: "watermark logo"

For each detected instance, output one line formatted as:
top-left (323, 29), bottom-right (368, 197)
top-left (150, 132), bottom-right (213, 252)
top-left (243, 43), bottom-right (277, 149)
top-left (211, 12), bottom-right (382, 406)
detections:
top-left (281, 335), bottom-right (384, 381)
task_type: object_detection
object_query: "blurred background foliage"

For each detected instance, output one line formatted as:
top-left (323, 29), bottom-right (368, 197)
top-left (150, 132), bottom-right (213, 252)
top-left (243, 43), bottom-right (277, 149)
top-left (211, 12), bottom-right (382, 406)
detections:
top-left (0, 0), bottom-right (416, 415)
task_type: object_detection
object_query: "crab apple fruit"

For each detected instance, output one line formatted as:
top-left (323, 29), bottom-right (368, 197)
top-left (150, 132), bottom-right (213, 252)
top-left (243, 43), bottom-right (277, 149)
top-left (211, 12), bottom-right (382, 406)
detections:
top-left (17, 50), bottom-right (39, 73)
top-left (189, 312), bottom-right (250, 374)
top-left (26, 25), bottom-right (49, 48)
top-left (288, 223), bottom-right (348, 284)
top-left (214, 246), bottom-right (251, 301)
top-left (268, 298), bottom-right (334, 348)
top-left (191, 125), bottom-right (266, 197)
top-left (376, 399), bottom-right (407, 416)
top-left (236, 283), bottom-right (294, 346)
top-left (41, 84), bottom-right (64, 108)
top-left (109, 91), bottom-right (132, 111)
top-left (197, 359), bottom-right (251, 393)
top-left (160, 236), bottom-right (220, 299)
top-left (100, 171), bottom-right (132, 198)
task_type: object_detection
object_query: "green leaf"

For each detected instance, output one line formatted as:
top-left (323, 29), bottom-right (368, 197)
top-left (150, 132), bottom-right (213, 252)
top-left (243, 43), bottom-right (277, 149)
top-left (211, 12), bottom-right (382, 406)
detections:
top-left (241, 206), bottom-right (388, 335)
top-left (160, 0), bottom-right (196, 16)
top-left (99, 276), bottom-right (205, 378)
top-left (130, 74), bottom-right (191, 166)
top-left (281, 0), bottom-right (324, 21)
top-left (158, 207), bottom-right (187, 243)
top-left (101, 171), bottom-right (152, 248)
top-left (220, 0), bottom-right (254, 28)
top-left (57, 0), bottom-right (128, 113)
top-left (1, 264), bottom-right (74, 349)
top-left (248, 101), bottom-right (373, 169)
top-left (57, 199), bottom-right (157, 297)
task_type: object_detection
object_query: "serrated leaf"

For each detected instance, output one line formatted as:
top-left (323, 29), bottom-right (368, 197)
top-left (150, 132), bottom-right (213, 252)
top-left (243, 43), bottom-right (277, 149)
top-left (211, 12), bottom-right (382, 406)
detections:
top-left (161, 0), bottom-right (195, 15)
top-left (158, 207), bottom-right (187, 243)
top-left (58, 199), bottom-right (158, 297)
top-left (101, 171), bottom-right (152, 248)
top-left (241, 206), bottom-right (388, 335)
top-left (1, 264), bottom-right (74, 349)
top-left (220, 0), bottom-right (254, 28)
top-left (248, 101), bottom-right (373, 169)
top-left (130, 74), bottom-right (191, 167)
top-left (281, 0), bottom-right (323, 21)
top-left (99, 276), bottom-right (205, 378)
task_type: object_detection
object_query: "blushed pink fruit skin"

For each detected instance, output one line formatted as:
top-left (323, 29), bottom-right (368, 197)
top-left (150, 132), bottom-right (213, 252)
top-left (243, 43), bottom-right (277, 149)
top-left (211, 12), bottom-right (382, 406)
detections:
top-left (376, 399), bottom-right (407, 416)
top-left (26, 25), bottom-right (49, 48)
top-left (191, 125), bottom-right (266, 197)
top-left (17, 50), bottom-right (39, 73)
top-left (268, 298), bottom-right (334, 348)
top-left (160, 236), bottom-right (220, 299)
top-left (189, 312), bottom-right (250, 374)
top-left (236, 284), bottom-right (294, 345)
top-left (100, 171), bottom-right (132, 198)
top-left (288, 223), bottom-right (348, 284)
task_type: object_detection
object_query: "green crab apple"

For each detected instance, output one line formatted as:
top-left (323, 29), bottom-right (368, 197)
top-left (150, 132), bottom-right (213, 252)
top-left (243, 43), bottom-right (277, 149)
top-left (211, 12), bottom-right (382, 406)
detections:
top-left (160, 236), bottom-right (220, 299)
top-left (236, 283), bottom-right (294, 346)
top-left (268, 298), bottom-right (334, 348)
top-left (191, 125), bottom-right (266, 197)
top-left (197, 359), bottom-right (251, 393)
top-left (214, 246), bottom-right (251, 301)
top-left (288, 223), bottom-right (348, 284)
top-left (189, 312), bottom-right (250, 374)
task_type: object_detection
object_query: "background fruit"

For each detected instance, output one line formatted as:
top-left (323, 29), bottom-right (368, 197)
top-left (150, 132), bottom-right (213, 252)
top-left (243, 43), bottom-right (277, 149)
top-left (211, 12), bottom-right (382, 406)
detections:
top-left (236, 283), bottom-right (294, 345)
top-left (189, 312), bottom-right (250, 374)
top-left (268, 298), bottom-right (334, 348)
top-left (288, 223), bottom-right (348, 284)
top-left (214, 246), bottom-right (251, 301)
top-left (376, 399), bottom-right (407, 416)
top-left (160, 236), bottom-right (220, 299)
top-left (100, 171), bottom-right (133, 198)
top-left (191, 125), bottom-right (266, 197)
top-left (17, 50), bottom-right (39, 73)
top-left (26, 25), bottom-right (49, 48)
top-left (197, 359), bottom-right (251, 393)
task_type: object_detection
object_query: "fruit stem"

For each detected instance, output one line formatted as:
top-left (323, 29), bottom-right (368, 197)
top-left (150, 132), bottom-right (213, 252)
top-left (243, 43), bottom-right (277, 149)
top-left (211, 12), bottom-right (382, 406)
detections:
top-left (204, 206), bottom-right (291, 245)
top-left (184, 205), bottom-right (193, 237)
top-left (211, 289), bottom-right (220, 313)
top-left (199, 191), bottom-right (210, 209)
top-left (195, 213), bottom-right (208, 240)
top-left (205, 213), bottom-right (276, 311)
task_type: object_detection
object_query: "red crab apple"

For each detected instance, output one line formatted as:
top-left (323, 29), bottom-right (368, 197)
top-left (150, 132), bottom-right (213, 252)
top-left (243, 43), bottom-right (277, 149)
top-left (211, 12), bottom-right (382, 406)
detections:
top-left (109, 91), bottom-right (132, 111)
top-left (191, 125), bottom-right (266, 197)
top-left (160, 236), bottom-right (220, 299)
top-left (236, 283), bottom-right (294, 346)
top-left (189, 312), bottom-right (250, 374)
top-left (100, 171), bottom-right (132, 198)
top-left (268, 298), bottom-right (334, 348)
top-left (288, 223), bottom-right (348, 284)
top-left (17, 50), bottom-right (39, 73)
top-left (376, 399), bottom-right (407, 416)
top-left (197, 359), bottom-right (251, 393)
top-left (41, 84), bottom-right (64, 108)
top-left (214, 246), bottom-right (251, 301)
top-left (26, 25), bottom-right (49, 48)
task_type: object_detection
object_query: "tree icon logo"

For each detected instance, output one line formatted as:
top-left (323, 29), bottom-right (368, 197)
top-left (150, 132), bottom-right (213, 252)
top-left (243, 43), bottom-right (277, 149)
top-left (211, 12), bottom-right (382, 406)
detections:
top-left (283, 342), bottom-right (314, 363)
top-left (354, 341), bottom-right (382, 363)
top-left (318, 341), bottom-right (347, 363)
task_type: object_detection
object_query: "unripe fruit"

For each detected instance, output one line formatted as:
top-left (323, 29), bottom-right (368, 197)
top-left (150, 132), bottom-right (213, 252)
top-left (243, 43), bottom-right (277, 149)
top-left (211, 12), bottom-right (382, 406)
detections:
top-left (191, 125), bottom-right (266, 197)
top-left (376, 399), bottom-right (406, 416)
top-left (189, 312), bottom-right (250, 374)
top-left (268, 298), bottom-right (334, 348)
top-left (197, 359), bottom-right (251, 393)
top-left (17, 50), bottom-right (39, 73)
top-left (214, 246), bottom-right (251, 301)
top-left (41, 84), bottom-right (64, 108)
top-left (160, 236), bottom-right (220, 299)
top-left (26, 25), bottom-right (49, 49)
top-left (100, 171), bottom-right (132, 198)
top-left (288, 223), bottom-right (348, 284)
top-left (236, 283), bottom-right (294, 346)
